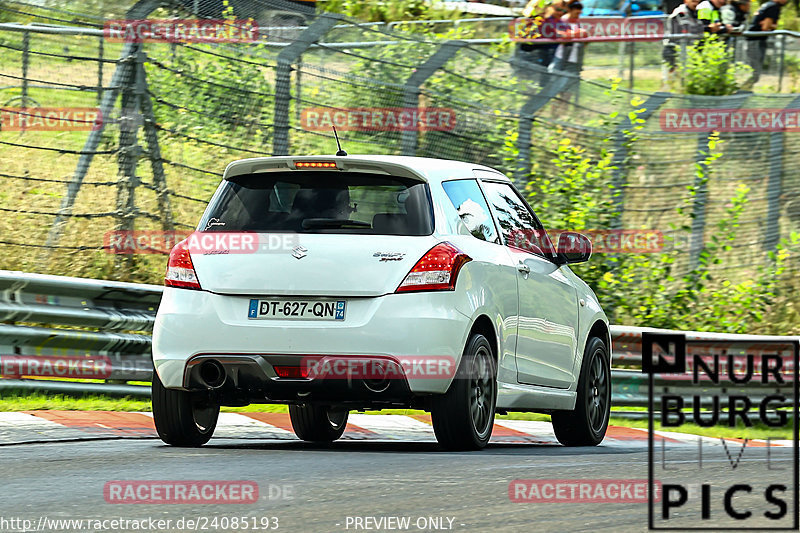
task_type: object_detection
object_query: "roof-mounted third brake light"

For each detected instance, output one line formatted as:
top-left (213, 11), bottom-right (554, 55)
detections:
top-left (295, 161), bottom-right (338, 169)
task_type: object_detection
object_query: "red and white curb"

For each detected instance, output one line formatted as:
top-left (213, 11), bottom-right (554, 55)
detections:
top-left (0, 411), bottom-right (792, 448)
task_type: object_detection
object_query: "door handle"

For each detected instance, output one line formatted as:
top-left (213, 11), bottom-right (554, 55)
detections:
top-left (517, 262), bottom-right (530, 275)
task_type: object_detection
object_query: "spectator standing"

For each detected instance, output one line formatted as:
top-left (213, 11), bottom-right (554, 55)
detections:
top-left (514, 0), bottom-right (567, 84)
top-left (696, 0), bottom-right (733, 35)
top-left (745, 0), bottom-right (788, 85)
top-left (551, 2), bottom-right (588, 108)
top-left (514, 1), bottom-right (568, 83)
top-left (721, 0), bottom-right (750, 33)
top-left (721, 0), bottom-right (750, 60)
top-left (663, 0), bottom-right (704, 77)
top-left (552, 2), bottom-right (587, 74)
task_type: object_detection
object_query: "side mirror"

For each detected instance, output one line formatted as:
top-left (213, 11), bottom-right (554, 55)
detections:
top-left (556, 231), bottom-right (592, 264)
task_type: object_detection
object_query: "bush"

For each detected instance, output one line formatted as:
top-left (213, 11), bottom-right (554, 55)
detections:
top-left (684, 35), bottom-right (751, 95)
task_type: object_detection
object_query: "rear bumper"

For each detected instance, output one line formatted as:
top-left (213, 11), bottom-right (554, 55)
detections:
top-left (182, 354), bottom-right (415, 406)
top-left (152, 287), bottom-right (471, 397)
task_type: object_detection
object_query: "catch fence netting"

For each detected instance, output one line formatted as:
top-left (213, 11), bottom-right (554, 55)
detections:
top-left (0, 0), bottom-right (798, 287)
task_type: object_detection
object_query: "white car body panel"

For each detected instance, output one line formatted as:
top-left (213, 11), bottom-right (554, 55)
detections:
top-left (152, 155), bottom-right (609, 412)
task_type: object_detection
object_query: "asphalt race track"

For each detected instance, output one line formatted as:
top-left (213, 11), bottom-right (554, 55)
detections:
top-left (0, 413), bottom-right (795, 533)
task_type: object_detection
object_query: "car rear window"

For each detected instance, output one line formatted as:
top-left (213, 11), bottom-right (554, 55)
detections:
top-left (199, 171), bottom-right (434, 235)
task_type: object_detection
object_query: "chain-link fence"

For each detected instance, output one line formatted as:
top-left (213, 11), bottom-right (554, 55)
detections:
top-left (0, 0), bottom-right (799, 286)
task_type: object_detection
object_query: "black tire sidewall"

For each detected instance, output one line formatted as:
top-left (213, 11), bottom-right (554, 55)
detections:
top-left (432, 333), bottom-right (497, 450)
top-left (288, 404), bottom-right (348, 442)
top-left (462, 335), bottom-right (497, 444)
top-left (151, 370), bottom-right (219, 446)
top-left (577, 337), bottom-right (611, 443)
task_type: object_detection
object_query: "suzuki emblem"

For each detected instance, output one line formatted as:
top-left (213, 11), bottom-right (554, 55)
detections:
top-left (292, 245), bottom-right (308, 260)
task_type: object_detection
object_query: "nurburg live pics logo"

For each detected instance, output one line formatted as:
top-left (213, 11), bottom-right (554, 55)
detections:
top-left (643, 332), bottom-right (799, 530)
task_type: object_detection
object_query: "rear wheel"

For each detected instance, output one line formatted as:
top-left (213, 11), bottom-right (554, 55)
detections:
top-left (289, 404), bottom-right (349, 442)
top-left (552, 336), bottom-right (610, 446)
top-left (152, 370), bottom-right (219, 447)
top-left (431, 333), bottom-right (497, 451)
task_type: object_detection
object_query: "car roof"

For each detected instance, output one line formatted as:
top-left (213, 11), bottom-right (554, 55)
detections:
top-left (223, 155), bottom-right (510, 185)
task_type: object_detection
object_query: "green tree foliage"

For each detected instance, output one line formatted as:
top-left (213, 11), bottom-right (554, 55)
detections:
top-left (528, 131), bottom-right (800, 333)
top-left (318, 0), bottom-right (462, 22)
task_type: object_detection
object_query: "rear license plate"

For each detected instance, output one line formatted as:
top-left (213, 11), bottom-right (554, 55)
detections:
top-left (248, 299), bottom-right (346, 321)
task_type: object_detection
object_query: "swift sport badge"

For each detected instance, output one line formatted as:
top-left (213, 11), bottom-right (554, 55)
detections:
top-left (373, 252), bottom-right (405, 262)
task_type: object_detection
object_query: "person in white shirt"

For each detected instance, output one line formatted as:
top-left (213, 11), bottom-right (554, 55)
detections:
top-left (662, 0), bottom-right (703, 78)
top-left (551, 1), bottom-right (586, 74)
top-left (550, 2), bottom-right (587, 107)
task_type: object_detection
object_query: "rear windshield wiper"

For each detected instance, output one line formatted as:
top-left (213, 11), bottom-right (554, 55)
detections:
top-left (301, 218), bottom-right (372, 229)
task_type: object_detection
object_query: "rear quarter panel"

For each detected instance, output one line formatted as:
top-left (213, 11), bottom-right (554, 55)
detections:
top-left (563, 267), bottom-right (610, 384)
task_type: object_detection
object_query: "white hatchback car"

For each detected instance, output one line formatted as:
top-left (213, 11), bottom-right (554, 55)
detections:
top-left (151, 155), bottom-right (611, 450)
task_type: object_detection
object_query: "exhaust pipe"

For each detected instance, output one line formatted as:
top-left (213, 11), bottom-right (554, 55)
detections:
top-left (198, 359), bottom-right (226, 389)
top-left (363, 361), bottom-right (390, 393)
top-left (363, 377), bottom-right (390, 393)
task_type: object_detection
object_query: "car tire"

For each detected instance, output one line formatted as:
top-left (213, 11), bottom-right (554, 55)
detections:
top-left (289, 404), bottom-right (349, 442)
top-left (152, 370), bottom-right (219, 447)
top-left (552, 336), bottom-right (611, 446)
top-left (431, 333), bottom-right (497, 451)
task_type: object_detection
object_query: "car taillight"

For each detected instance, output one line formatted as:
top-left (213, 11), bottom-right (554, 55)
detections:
top-left (165, 239), bottom-right (201, 290)
top-left (396, 242), bottom-right (471, 293)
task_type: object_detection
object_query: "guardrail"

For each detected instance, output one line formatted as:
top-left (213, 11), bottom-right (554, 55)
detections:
top-left (0, 270), bottom-right (160, 387)
top-left (0, 271), bottom-right (796, 421)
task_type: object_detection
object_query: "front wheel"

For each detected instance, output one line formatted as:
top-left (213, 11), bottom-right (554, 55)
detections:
top-left (152, 370), bottom-right (219, 447)
top-left (431, 333), bottom-right (497, 451)
top-left (289, 404), bottom-right (349, 442)
top-left (551, 336), bottom-right (611, 446)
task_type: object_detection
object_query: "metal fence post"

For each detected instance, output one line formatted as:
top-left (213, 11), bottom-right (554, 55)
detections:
top-left (679, 40), bottom-right (687, 91)
top-left (136, 50), bottom-right (174, 232)
top-left (629, 41), bottom-right (635, 90)
top-left (40, 0), bottom-right (161, 266)
top-left (514, 73), bottom-right (570, 181)
top-left (778, 33), bottom-right (785, 92)
top-left (97, 35), bottom-right (104, 105)
top-left (295, 54), bottom-right (303, 127)
top-left (273, 15), bottom-right (340, 156)
top-left (609, 93), bottom-right (670, 229)
top-left (21, 30), bottom-right (29, 107)
top-left (689, 93), bottom-right (750, 269)
top-left (114, 52), bottom-right (143, 274)
top-left (400, 41), bottom-right (466, 156)
top-left (764, 94), bottom-right (800, 252)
